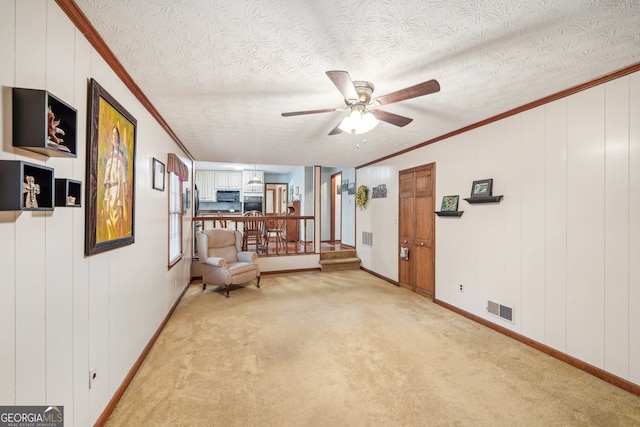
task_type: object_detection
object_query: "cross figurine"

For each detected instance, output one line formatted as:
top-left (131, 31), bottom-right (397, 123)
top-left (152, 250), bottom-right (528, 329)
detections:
top-left (23, 175), bottom-right (40, 208)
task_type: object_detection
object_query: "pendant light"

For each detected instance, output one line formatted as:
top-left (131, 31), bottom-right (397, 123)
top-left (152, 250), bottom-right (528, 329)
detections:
top-left (247, 164), bottom-right (263, 185)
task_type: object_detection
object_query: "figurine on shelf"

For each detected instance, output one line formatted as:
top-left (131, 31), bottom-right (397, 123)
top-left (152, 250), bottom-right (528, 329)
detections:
top-left (23, 175), bottom-right (40, 208)
top-left (47, 106), bottom-right (70, 152)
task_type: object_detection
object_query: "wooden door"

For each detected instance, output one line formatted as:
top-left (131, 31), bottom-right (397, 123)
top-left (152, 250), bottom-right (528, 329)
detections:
top-left (398, 165), bottom-right (435, 299)
top-left (398, 172), bottom-right (416, 292)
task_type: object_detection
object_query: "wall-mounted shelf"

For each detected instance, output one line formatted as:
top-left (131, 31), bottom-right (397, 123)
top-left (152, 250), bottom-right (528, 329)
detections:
top-left (464, 195), bottom-right (503, 204)
top-left (55, 179), bottom-right (82, 207)
top-left (0, 160), bottom-right (54, 211)
top-left (435, 211), bottom-right (464, 217)
top-left (13, 87), bottom-right (77, 157)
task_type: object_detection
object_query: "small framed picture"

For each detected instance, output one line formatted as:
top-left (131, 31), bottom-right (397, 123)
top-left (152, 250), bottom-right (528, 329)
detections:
top-left (347, 182), bottom-right (355, 195)
top-left (153, 157), bottom-right (165, 191)
top-left (440, 195), bottom-right (459, 212)
top-left (470, 179), bottom-right (492, 197)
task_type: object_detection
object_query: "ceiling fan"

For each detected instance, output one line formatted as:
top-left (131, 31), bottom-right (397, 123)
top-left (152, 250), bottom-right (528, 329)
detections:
top-left (281, 70), bottom-right (440, 135)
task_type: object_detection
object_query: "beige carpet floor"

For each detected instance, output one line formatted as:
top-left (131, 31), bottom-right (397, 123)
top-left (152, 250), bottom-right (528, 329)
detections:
top-left (105, 270), bottom-right (640, 426)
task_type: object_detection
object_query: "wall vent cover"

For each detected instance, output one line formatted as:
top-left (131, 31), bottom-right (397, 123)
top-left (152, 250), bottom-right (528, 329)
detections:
top-left (362, 231), bottom-right (373, 246)
top-left (487, 300), bottom-right (514, 323)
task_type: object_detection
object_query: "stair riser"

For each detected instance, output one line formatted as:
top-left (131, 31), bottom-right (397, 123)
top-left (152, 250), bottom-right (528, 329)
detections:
top-left (321, 262), bottom-right (361, 272)
top-left (319, 250), bottom-right (357, 260)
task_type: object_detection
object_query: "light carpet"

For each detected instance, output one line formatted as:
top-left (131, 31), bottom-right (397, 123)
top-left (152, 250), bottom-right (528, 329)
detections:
top-left (105, 270), bottom-right (640, 426)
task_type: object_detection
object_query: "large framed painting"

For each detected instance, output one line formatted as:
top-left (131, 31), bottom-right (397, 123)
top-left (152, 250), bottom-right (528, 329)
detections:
top-left (85, 78), bottom-right (137, 255)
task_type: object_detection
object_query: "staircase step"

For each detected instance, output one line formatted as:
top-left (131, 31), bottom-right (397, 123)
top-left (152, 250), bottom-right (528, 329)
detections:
top-left (319, 257), bottom-right (361, 272)
top-left (319, 249), bottom-right (357, 260)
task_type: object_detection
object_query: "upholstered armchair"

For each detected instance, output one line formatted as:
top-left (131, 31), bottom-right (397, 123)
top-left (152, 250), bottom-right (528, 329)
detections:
top-left (197, 228), bottom-right (260, 298)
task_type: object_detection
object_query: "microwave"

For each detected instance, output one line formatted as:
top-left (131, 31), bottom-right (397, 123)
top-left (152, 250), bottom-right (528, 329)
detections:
top-left (217, 190), bottom-right (240, 202)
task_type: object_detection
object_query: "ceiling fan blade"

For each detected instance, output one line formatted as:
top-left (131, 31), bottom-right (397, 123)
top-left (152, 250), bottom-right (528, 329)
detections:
top-left (328, 122), bottom-right (343, 135)
top-left (281, 107), bottom-right (338, 117)
top-left (371, 109), bottom-right (413, 127)
top-left (326, 70), bottom-right (359, 102)
top-left (372, 79), bottom-right (440, 106)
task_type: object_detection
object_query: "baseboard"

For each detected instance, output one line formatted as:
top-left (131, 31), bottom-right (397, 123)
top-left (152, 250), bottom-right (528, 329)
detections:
top-left (434, 298), bottom-right (640, 397)
top-left (94, 282), bottom-right (191, 426)
top-left (360, 266), bottom-right (399, 286)
top-left (358, 266), bottom-right (640, 397)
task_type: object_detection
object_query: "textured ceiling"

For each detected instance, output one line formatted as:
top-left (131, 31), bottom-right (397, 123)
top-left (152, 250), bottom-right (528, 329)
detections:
top-left (72, 0), bottom-right (640, 169)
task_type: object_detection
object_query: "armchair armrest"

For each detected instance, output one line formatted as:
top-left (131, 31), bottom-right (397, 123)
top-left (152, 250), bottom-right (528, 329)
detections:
top-left (203, 256), bottom-right (227, 269)
top-left (237, 251), bottom-right (257, 263)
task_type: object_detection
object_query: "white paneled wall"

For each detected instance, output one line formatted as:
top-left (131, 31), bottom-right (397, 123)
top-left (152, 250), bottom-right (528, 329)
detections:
top-left (0, 1), bottom-right (192, 425)
top-left (603, 78), bottom-right (630, 378)
top-left (357, 71), bottom-right (640, 387)
top-left (630, 75), bottom-right (640, 385)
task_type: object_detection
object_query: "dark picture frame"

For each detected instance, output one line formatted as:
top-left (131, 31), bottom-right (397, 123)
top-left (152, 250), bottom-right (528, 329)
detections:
top-left (152, 157), bottom-right (165, 191)
top-left (440, 195), bottom-right (459, 212)
top-left (85, 78), bottom-right (137, 255)
top-left (470, 179), bottom-right (493, 198)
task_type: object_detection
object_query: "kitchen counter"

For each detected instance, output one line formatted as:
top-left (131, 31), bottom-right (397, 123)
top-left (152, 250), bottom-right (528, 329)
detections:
top-left (198, 210), bottom-right (242, 216)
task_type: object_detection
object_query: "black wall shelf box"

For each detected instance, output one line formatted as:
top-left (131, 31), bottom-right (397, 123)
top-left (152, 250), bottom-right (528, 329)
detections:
top-left (55, 179), bottom-right (82, 207)
top-left (435, 211), bottom-right (464, 217)
top-left (0, 160), bottom-right (54, 211)
top-left (12, 87), bottom-right (78, 157)
top-left (464, 195), bottom-right (504, 204)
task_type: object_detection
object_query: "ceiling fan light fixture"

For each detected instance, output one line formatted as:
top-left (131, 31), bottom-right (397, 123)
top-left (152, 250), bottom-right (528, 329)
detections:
top-left (338, 109), bottom-right (378, 135)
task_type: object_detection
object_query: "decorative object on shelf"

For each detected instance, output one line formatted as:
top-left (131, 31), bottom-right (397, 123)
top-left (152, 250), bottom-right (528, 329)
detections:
top-left (464, 178), bottom-right (503, 204)
top-left (85, 78), bottom-right (137, 256)
top-left (0, 160), bottom-right (54, 211)
top-left (435, 195), bottom-right (464, 217)
top-left (355, 185), bottom-right (368, 208)
top-left (347, 182), bottom-right (355, 195)
top-left (152, 157), bottom-right (165, 191)
top-left (23, 175), bottom-right (40, 208)
top-left (440, 195), bottom-right (459, 211)
top-left (372, 184), bottom-right (387, 198)
top-left (12, 87), bottom-right (77, 157)
top-left (55, 178), bottom-right (82, 207)
top-left (47, 105), bottom-right (67, 147)
top-left (470, 178), bottom-right (493, 197)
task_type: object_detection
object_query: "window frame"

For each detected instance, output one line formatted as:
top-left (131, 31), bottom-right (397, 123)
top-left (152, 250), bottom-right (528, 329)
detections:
top-left (168, 171), bottom-right (183, 267)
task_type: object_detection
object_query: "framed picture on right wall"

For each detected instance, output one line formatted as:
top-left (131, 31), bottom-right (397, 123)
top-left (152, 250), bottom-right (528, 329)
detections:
top-left (470, 178), bottom-right (493, 197)
top-left (440, 195), bottom-right (459, 212)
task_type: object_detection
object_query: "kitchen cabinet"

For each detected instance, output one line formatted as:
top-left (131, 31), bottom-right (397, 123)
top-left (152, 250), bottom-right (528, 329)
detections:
top-left (215, 171), bottom-right (242, 189)
top-left (195, 170), bottom-right (216, 201)
top-left (243, 170), bottom-right (264, 193)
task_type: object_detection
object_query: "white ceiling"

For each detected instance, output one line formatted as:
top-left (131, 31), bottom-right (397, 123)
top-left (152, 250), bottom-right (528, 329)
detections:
top-left (72, 0), bottom-right (640, 169)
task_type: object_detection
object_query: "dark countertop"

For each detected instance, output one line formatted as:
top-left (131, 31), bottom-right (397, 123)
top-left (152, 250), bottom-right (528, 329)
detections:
top-left (198, 210), bottom-right (242, 216)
